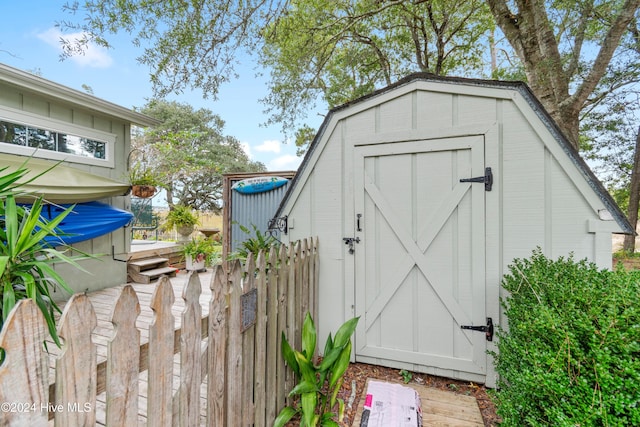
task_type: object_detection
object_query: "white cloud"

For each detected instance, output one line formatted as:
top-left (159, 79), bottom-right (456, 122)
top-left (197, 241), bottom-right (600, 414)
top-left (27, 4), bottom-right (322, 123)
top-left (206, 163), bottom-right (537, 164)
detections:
top-left (240, 141), bottom-right (252, 158)
top-left (268, 154), bottom-right (302, 171)
top-left (37, 28), bottom-right (113, 68)
top-left (255, 139), bottom-right (281, 153)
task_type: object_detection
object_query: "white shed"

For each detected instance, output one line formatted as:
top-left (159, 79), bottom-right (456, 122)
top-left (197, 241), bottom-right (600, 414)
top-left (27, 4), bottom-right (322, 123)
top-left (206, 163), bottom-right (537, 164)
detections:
top-left (272, 73), bottom-right (633, 388)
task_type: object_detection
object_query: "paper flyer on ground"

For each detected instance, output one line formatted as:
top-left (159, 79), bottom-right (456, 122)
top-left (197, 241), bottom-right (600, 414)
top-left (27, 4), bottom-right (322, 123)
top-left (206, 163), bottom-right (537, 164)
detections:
top-left (359, 380), bottom-right (422, 427)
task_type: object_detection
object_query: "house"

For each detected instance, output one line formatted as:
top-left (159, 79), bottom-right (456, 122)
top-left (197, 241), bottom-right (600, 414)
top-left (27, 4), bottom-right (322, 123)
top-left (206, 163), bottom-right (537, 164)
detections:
top-left (0, 62), bottom-right (159, 296)
top-left (271, 73), bottom-right (633, 388)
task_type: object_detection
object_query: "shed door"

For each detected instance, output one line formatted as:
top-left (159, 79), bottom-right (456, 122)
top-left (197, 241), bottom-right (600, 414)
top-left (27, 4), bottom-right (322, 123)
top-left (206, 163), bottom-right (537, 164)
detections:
top-left (352, 136), bottom-right (487, 380)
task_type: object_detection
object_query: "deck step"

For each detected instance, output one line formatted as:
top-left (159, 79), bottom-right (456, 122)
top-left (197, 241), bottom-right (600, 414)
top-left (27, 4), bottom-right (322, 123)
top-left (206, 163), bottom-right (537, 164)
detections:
top-left (127, 266), bottom-right (177, 284)
top-left (127, 257), bottom-right (170, 273)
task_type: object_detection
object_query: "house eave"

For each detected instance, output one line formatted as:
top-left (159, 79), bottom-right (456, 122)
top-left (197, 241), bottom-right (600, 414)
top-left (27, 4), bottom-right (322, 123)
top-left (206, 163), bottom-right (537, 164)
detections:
top-left (0, 62), bottom-right (160, 128)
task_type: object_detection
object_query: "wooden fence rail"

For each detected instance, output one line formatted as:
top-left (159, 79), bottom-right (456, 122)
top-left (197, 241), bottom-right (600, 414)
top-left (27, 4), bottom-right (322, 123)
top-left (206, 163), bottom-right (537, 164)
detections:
top-left (0, 237), bottom-right (318, 426)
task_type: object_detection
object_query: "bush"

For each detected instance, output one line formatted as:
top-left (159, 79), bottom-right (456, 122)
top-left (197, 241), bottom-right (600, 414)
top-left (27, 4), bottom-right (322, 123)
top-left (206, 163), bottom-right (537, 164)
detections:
top-left (493, 249), bottom-right (640, 426)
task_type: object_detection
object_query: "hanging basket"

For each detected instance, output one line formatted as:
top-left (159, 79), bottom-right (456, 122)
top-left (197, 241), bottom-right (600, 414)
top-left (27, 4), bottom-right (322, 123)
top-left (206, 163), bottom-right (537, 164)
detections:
top-left (131, 185), bottom-right (157, 198)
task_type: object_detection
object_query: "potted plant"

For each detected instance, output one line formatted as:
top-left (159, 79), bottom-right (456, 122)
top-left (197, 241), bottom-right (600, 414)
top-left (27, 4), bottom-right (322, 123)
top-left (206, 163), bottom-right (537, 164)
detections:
top-left (129, 163), bottom-right (159, 198)
top-left (180, 236), bottom-right (219, 271)
top-left (163, 204), bottom-right (199, 239)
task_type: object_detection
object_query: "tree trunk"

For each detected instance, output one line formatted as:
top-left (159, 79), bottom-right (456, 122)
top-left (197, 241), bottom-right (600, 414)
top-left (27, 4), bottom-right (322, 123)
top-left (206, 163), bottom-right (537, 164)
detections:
top-left (623, 125), bottom-right (640, 253)
top-left (485, 0), bottom-right (640, 150)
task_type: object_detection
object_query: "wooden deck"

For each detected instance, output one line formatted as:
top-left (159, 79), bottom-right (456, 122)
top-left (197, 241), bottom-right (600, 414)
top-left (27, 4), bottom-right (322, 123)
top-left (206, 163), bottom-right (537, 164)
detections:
top-left (46, 268), bottom-right (214, 425)
top-left (351, 379), bottom-right (484, 427)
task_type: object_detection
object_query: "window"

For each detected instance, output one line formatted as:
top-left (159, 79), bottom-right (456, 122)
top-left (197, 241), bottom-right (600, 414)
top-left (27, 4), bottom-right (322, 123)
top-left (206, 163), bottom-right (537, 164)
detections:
top-left (0, 120), bottom-right (106, 159)
top-left (0, 106), bottom-right (115, 167)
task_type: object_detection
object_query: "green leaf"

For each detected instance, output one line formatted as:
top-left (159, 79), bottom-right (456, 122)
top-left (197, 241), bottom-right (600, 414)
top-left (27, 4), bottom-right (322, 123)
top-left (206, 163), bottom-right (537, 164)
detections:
top-left (301, 392), bottom-right (318, 427)
top-left (302, 312), bottom-right (317, 358)
top-left (318, 347), bottom-right (342, 372)
top-left (273, 406), bottom-right (298, 427)
top-left (295, 351), bottom-right (317, 384)
top-left (281, 332), bottom-right (300, 376)
top-left (329, 340), bottom-right (352, 390)
top-left (321, 418), bottom-right (340, 427)
top-left (333, 316), bottom-right (359, 348)
top-left (289, 379), bottom-right (318, 396)
top-left (2, 280), bottom-right (16, 323)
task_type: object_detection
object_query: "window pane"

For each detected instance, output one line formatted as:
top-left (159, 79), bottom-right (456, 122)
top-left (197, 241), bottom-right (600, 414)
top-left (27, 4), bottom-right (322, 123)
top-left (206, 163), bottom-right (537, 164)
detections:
top-left (0, 119), bottom-right (107, 160)
top-left (28, 127), bottom-right (56, 151)
top-left (0, 121), bottom-right (26, 145)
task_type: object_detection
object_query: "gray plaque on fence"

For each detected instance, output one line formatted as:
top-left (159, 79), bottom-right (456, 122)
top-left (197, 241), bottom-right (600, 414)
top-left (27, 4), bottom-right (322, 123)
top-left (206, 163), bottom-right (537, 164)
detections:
top-left (241, 288), bottom-right (258, 332)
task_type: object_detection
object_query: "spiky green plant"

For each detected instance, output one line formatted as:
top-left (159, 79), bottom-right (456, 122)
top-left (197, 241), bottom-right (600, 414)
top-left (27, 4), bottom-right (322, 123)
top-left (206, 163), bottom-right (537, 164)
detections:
top-left (1, 164), bottom-right (93, 348)
top-left (228, 222), bottom-right (278, 262)
top-left (274, 313), bottom-right (359, 427)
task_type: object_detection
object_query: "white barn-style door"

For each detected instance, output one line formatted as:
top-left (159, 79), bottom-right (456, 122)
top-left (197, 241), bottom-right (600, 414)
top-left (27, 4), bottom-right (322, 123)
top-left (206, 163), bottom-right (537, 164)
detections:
top-left (351, 136), bottom-right (489, 381)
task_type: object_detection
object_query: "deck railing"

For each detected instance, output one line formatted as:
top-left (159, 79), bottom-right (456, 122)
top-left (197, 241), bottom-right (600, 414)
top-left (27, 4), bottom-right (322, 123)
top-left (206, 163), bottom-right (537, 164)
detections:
top-left (0, 237), bottom-right (318, 426)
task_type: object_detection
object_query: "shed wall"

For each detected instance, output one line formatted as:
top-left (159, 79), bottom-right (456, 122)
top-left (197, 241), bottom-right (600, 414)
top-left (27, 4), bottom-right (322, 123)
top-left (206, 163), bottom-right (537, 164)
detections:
top-left (0, 81), bottom-right (131, 294)
top-left (281, 83), bottom-right (621, 384)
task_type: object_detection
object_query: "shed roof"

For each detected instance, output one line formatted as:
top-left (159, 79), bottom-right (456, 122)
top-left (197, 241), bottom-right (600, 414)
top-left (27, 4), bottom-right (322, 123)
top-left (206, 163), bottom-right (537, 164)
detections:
top-left (0, 62), bottom-right (160, 127)
top-left (276, 73), bottom-right (634, 235)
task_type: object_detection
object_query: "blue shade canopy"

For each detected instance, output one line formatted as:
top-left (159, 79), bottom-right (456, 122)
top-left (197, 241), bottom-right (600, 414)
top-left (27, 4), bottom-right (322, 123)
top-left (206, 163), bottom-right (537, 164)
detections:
top-left (34, 202), bottom-right (133, 246)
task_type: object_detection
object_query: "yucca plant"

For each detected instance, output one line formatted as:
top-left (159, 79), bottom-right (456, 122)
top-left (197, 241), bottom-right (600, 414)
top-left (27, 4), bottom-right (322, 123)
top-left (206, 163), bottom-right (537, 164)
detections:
top-left (228, 222), bottom-right (278, 262)
top-left (1, 164), bottom-right (93, 348)
top-left (274, 313), bottom-right (359, 427)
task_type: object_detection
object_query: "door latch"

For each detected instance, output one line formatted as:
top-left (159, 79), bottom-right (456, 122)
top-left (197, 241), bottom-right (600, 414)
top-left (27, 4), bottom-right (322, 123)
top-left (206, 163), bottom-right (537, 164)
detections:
top-left (461, 317), bottom-right (494, 341)
top-left (343, 237), bottom-right (360, 254)
top-left (460, 167), bottom-right (493, 191)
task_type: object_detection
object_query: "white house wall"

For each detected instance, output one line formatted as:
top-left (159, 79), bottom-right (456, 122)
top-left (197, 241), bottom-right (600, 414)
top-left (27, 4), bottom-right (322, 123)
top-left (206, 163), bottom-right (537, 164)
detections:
top-left (1, 80), bottom-right (131, 295)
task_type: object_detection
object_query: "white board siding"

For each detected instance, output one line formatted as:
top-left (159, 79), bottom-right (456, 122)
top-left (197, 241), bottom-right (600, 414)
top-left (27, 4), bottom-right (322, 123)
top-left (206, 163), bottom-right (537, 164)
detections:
top-left (0, 79), bottom-right (133, 294)
top-left (279, 78), bottom-right (627, 387)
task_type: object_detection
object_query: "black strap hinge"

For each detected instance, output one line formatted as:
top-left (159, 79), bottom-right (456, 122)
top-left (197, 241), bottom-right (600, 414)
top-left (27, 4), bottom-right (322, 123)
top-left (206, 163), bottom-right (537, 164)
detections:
top-left (460, 167), bottom-right (493, 191)
top-left (461, 317), bottom-right (494, 341)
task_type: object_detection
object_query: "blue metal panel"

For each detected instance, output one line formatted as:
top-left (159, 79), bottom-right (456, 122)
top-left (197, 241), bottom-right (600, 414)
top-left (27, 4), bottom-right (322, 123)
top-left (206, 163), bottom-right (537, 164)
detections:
top-left (229, 181), bottom-right (290, 253)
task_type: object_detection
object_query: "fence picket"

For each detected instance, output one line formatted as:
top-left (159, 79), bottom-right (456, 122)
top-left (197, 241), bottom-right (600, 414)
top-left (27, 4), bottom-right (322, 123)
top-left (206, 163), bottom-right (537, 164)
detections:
top-left (276, 244), bottom-right (290, 411)
top-left (207, 264), bottom-right (227, 426)
top-left (242, 253), bottom-right (257, 425)
top-left (0, 299), bottom-right (48, 427)
top-left (176, 272), bottom-right (202, 426)
top-left (106, 285), bottom-right (141, 426)
top-left (254, 250), bottom-right (268, 427)
top-left (226, 260), bottom-right (243, 420)
top-left (55, 294), bottom-right (97, 427)
top-left (265, 246), bottom-right (279, 422)
top-left (147, 277), bottom-right (175, 427)
top-left (0, 238), bottom-right (319, 427)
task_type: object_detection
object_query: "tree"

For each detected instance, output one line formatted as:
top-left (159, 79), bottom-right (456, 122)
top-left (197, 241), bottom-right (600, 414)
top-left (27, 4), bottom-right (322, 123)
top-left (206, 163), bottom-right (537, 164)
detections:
top-left (260, 0), bottom-right (494, 134)
top-left (486, 0), bottom-right (640, 149)
top-left (133, 100), bottom-right (265, 212)
top-left (61, 1), bottom-right (639, 150)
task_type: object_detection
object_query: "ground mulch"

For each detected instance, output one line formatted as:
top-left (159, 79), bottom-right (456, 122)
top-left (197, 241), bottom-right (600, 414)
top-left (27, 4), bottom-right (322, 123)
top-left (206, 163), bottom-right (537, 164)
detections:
top-left (338, 363), bottom-right (500, 427)
top-left (285, 362), bottom-right (501, 426)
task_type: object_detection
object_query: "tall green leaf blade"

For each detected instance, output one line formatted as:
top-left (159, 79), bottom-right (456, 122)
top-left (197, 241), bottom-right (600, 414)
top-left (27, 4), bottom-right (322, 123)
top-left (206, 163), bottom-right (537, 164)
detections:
top-left (329, 341), bottom-right (352, 390)
top-left (294, 351), bottom-right (317, 384)
top-left (302, 312), bottom-right (317, 358)
top-left (301, 392), bottom-right (318, 427)
top-left (281, 332), bottom-right (300, 376)
top-left (2, 280), bottom-right (16, 323)
top-left (333, 316), bottom-right (359, 348)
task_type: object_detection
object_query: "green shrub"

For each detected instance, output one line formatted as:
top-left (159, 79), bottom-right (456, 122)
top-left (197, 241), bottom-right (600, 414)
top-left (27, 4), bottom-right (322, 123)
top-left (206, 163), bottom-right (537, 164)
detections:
top-left (493, 249), bottom-right (640, 426)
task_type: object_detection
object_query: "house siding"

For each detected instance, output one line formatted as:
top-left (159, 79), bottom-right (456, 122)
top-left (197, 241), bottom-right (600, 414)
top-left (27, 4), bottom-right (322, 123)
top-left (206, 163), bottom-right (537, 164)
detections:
top-left (0, 78), bottom-right (133, 295)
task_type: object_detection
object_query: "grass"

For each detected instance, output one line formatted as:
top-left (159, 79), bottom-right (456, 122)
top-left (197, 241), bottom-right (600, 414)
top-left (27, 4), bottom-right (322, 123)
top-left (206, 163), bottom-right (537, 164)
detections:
top-left (612, 250), bottom-right (640, 270)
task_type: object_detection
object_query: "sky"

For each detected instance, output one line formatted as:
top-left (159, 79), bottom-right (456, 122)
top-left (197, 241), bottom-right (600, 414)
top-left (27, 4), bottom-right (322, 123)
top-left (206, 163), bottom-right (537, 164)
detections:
top-left (0, 1), bottom-right (320, 172)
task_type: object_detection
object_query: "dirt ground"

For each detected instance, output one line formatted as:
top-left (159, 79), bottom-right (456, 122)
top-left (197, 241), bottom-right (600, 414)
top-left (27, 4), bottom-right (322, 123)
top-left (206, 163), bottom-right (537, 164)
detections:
top-left (337, 362), bottom-right (500, 426)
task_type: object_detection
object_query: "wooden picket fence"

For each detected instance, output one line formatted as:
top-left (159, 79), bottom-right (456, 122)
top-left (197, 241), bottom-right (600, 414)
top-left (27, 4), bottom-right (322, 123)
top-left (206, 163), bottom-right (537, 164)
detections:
top-left (0, 237), bottom-right (318, 426)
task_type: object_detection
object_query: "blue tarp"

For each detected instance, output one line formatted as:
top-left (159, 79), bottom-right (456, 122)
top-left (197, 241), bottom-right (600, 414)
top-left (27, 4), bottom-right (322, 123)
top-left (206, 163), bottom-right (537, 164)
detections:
top-left (34, 202), bottom-right (133, 246)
